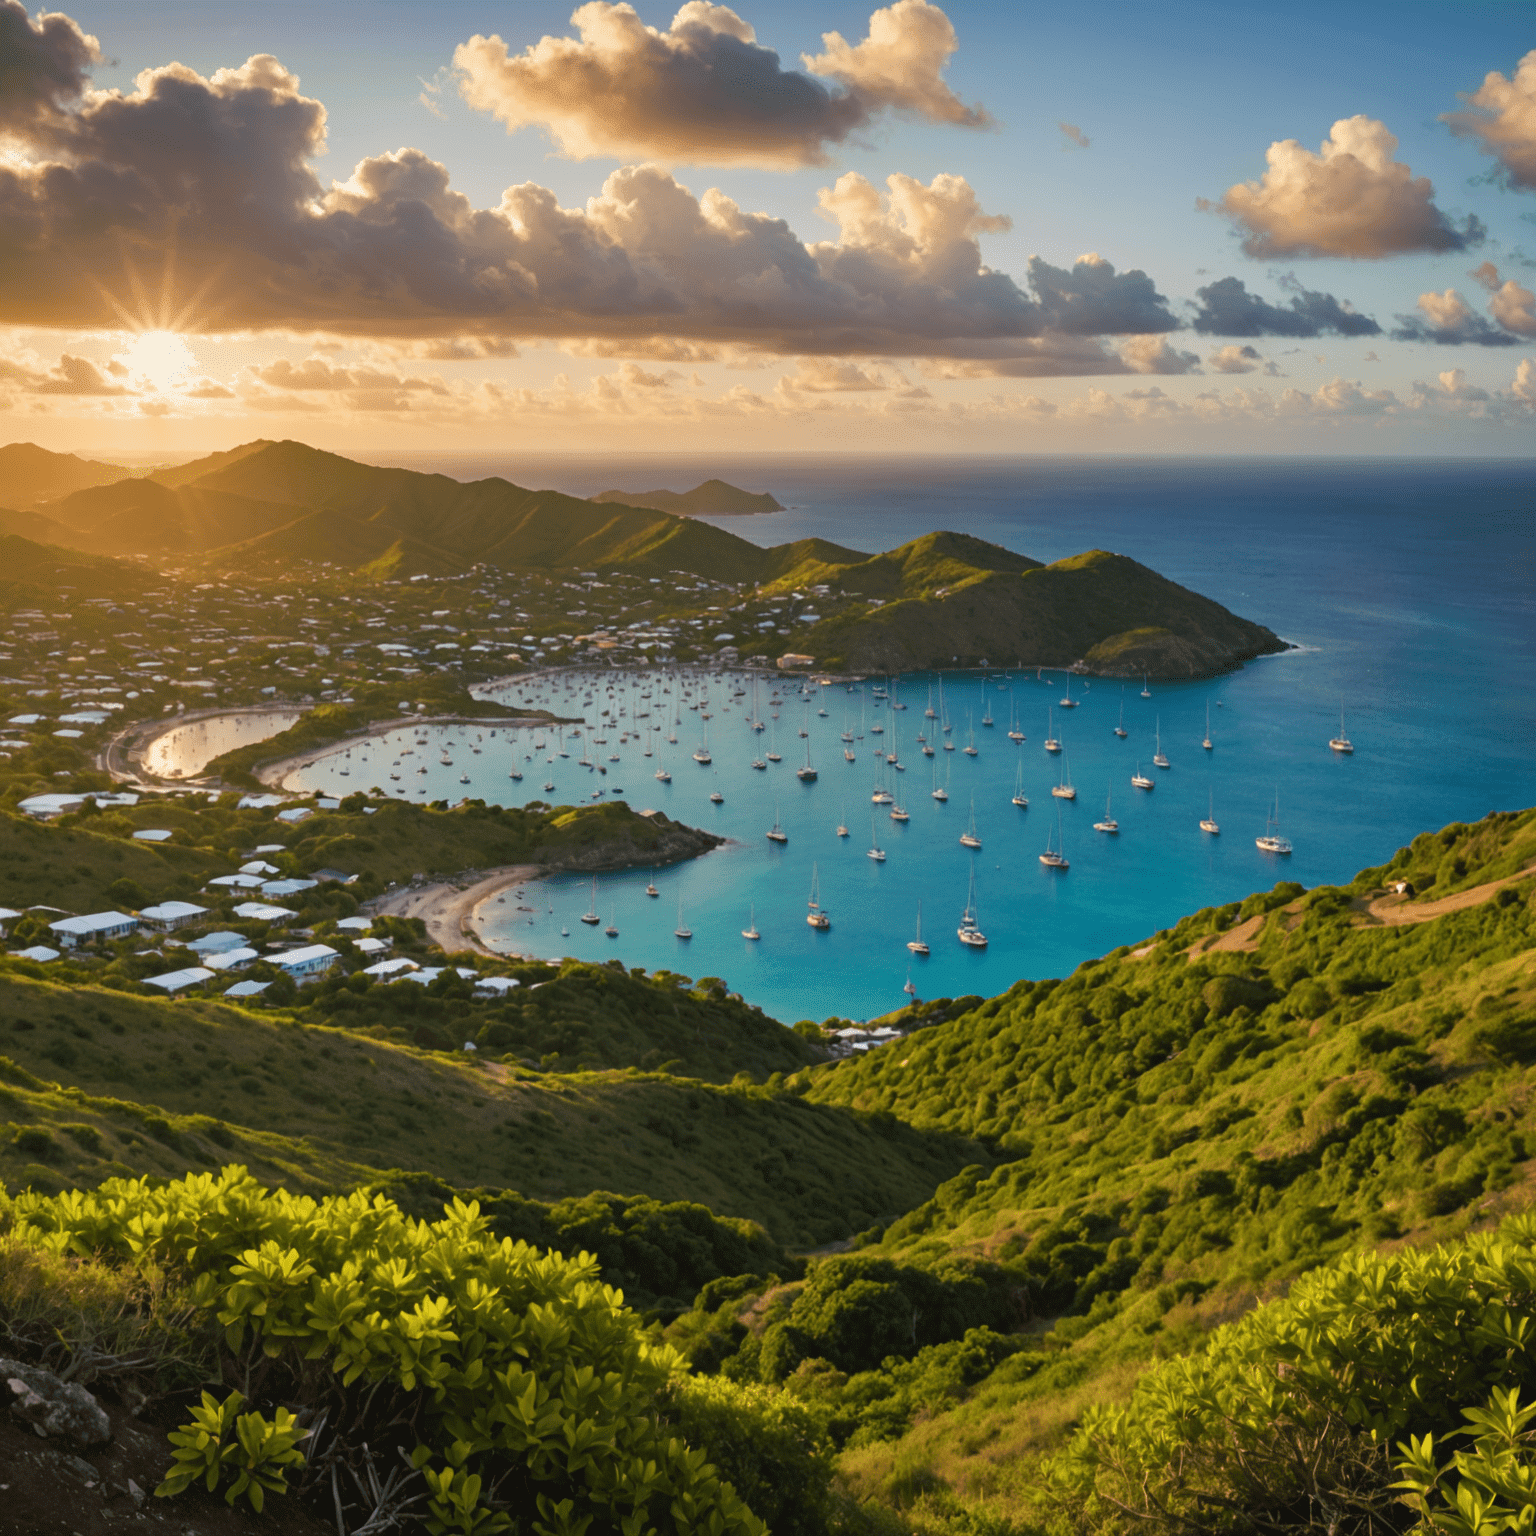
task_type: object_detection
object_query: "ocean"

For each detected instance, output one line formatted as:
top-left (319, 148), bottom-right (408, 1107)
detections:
top-left (287, 456), bottom-right (1535, 1024)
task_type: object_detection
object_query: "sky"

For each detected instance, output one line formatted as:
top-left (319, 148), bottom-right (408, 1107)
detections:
top-left (3, 0), bottom-right (1536, 457)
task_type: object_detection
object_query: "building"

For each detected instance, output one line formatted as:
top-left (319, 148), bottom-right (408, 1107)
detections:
top-left (0, 907), bottom-right (21, 933)
top-left (312, 868), bottom-right (359, 885)
top-left (138, 900), bottom-right (209, 932)
top-left (272, 944), bottom-right (339, 980)
top-left (48, 911), bottom-right (138, 948)
top-left (12, 945), bottom-right (59, 962)
top-left (222, 979), bottom-right (271, 1001)
top-left (143, 966), bottom-right (214, 995)
top-left (187, 931), bottom-right (250, 956)
top-left (474, 975), bottom-right (522, 998)
top-left (362, 957), bottom-right (419, 979)
top-left (260, 879), bottom-right (317, 897)
top-left (231, 902), bottom-right (296, 925)
top-left (205, 947), bottom-right (259, 972)
top-left (777, 653), bottom-right (816, 670)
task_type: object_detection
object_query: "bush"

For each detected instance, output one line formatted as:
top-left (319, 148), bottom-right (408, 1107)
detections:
top-left (12, 1127), bottom-right (53, 1157)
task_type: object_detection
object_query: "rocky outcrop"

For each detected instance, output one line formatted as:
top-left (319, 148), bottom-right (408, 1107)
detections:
top-left (543, 811), bottom-right (724, 874)
top-left (2, 1359), bottom-right (112, 1450)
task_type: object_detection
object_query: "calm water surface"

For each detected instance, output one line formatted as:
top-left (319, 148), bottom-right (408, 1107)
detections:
top-left (286, 458), bottom-right (1533, 1023)
top-left (143, 710), bottom-right (304, 779)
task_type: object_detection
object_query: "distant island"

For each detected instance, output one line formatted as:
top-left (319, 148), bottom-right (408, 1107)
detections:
top-left (590, 479), bottom-right (784, 517)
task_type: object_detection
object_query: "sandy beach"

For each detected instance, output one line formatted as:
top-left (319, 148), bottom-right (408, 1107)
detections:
top-left (368, 864), bottom-right (542, 957)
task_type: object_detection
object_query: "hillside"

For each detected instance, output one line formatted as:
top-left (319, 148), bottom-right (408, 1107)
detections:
top-left (591, 479), bottom-right (785, 516)
top-left (0, 531), bottom-right (154, 602)
top-left (0, 442), bottom-right (131, 506)
top-left (648, 806), bottom-right (1533, 1531)
top-left (767, 541), bottom-right (1286, 676)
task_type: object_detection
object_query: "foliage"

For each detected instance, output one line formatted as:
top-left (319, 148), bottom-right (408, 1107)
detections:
top-left (13, 1166), bottom-right (767, 1536)
top-left (156, 1388), bottom-right (309, 1512)
top-left (1052, 1214), bottom-right (1536, 1534)
top-left (1396, 1385), bottom-right (1536, 1535)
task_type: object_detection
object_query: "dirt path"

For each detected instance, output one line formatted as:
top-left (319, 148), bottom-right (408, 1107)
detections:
top-left (1356, 863), bottom-right (1536, 926)
top-left (369, 864), bottom-right (540, 957)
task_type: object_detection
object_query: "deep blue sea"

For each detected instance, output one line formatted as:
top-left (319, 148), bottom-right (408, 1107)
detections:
top-left (291, 457), bottom-right (1535, 1024)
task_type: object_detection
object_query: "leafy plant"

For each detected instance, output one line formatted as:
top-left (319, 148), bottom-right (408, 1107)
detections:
top-left (156, 1388), bottom-right (308, 1512)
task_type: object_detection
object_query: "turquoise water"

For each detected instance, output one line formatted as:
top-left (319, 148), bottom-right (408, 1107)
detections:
top-left (291, 458), bottom-right (1535, 1024)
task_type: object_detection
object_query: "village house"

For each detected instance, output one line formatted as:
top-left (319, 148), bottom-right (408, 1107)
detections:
top-left (48, 911), bottom-right (138, 948)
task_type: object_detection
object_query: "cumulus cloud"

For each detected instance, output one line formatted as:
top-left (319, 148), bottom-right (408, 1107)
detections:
top-left (1208, 343), bottom-right (1264, 374)
top-left (1444, 51), bottom-right (1536, 190)
top-left (1119, 335), bottom-right (1200, 374)
top-left (1058, 122), bottom-right (1089, 149)
top-left (248, 357), bottom-right (449, 393)
top-left (1471, 261), bottom-right (1536, 338)
top-left (454, 0), bottom-right (986, 170)
top-left (777, 357), bottom-right (897, 391)
top-left (0, 0), bottom-right (99, 134)
top-left (0, 34), bottom-right (1174, 371)
top-left (31, 354), bottom-right (131, 395)
top-left (1392, 287), bottom-right (1521, 346)
top-left (1191, 276), bottom-right (1380, 337)
top-left (1207, 116), bottom-right (1481, 258)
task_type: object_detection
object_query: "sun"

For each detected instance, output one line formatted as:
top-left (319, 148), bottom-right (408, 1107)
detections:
top-left (120, 329), bottom-right (196, 391)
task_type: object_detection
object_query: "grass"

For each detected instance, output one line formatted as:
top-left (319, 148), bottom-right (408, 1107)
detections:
top-left (0, 971), bottom-right (986, 1246)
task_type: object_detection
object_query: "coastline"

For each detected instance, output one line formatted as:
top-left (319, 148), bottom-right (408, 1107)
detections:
top-left (369, 864), bottom-right (542, 958)
top-left (101, 703), bottom-right (313, 789)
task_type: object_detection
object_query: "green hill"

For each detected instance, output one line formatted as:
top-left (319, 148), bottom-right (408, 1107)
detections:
top-left (0, 442), bottom-right (131, 506)
top-left (591, 480), bottom-right (785, 516)
top-left (770, 542), bottom-right (1285, 676)
top-left (0, 532), bottom-right (153, 602)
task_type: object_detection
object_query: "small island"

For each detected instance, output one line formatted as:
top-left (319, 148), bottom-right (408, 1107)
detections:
top-left (590, 479), bottom-right (784, 517)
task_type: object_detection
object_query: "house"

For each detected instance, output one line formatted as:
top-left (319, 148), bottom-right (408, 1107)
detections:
top-left (223, 979), bottom-right (271, 1001)
top-left (404, 966), bottom-right (479, 987)
top-left (275, 807), bottom-right (312, 825)
top-left (138, 900), bottom-right (209, 932)
top-left (312, 868), bottom-right (359, 885)
top-left (239, 860), bottom-right (282, 876)
top-left (272, 944), bottom-right (339, 980)
top-left (48, 911), bottom-right (138, 948)
top-left (205, 947), bottom-right (259, 971)
top-left (207, 874), bottom-right (266, 891)
top-left (335, 916), bottom-right (373, 935)
top-left (12, 945), bottom-right (59, 962)
top-left (143, 966), bottom-right (214, 994)
top-left (237, 794), bottom-right (285, 810)
top-left (232, 902), bottom-right (296, 925)
top-left (474, 976), bottom-right (522, 998)
top-left (362, 957), bottom-right (419, 979)
top-left (17, 793), bottom-right (86, 818)
top-left (353, 937), bottom-right (390, 958)
top-left (260, 879), bottom-right (317, 897)
top-left (0, 908), bottom-right (21, 933)
top-left (777, 653), bottom-right (816, 670)
top-left (187, 930), bottom-right (250, 956)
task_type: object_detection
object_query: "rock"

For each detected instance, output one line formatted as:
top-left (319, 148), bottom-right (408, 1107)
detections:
top-left (1, 1358), bottom-right (112, 1450)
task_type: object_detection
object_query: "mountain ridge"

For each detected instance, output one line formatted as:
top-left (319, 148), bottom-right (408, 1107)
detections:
top-left (590, 479), bottom-right (784, 516)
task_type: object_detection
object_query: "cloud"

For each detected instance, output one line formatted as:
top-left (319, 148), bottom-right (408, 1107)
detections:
top-left (247, 357), bottom-right (448, 393)
top-left (1392, 287), bottom-right (1521, 346)
top-left (0, 0), bottom-right (99, 135)
top-left (777, 357), bottom-right (902, 391)
top-left (1515, 358), bottom-right (1536, 404)
top-left (1471, 260), bottom-right (1536, 338)
top-left (1026, 253), bottom-right (1179, 335)
top-left (31, 354), bottom-right (131, 395)
top-left (1119, 335), bottom-right (1200, 374)
top-left (1191, 276), bottom-right (1380, 337)
top-left (1444, 51), bottom-right (1536, 191)
top-left (1208, 343), bottom-right (1263, 374)
top-left (1058, 122), bottom-right (1089, 150)
top-left (1206, 116), bottom-right (1481, 258)
top-left (454, 0), bottom-right (986, 171)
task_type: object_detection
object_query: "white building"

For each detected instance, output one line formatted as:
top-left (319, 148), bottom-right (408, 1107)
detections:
top-left (362, 956), bottom-right (419, 979)
top-left (187, 930), bottom-right (250, 956)
top-left (12, 945), bottom-right (59, 962)
top-left (474, 976), bottom-right (522, 998)
top-left (223, 979), bottom-right (271, 1001)
top-left (232, 902), bottom-right (296, 925)
top-left (48, 911), bottom-right (138, 948)
top-left (272, 944), bottom-right (339, 980)
top-left (144, 966), bottom-right (214, 994)
top-left (138, 901), bottom-right (209, 932)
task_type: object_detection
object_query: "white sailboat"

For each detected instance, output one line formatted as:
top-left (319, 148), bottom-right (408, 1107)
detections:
top-left (1094, 784), bottom-right (1118, 834)
top-left (1007, 692), bottom-right (1025, 743)
top-left (674, 899), bottom-right (692, 939)
top-left (646, 870), bottom-right (659, 897)
top-left (1141, 672), bottom-right (1152, 698)
top-left (931, 756), bottom-right (948, 801)
top-left (1040, 806), bottom-right (1070, 869)
top-left (1256, 790), bottom-right (1293, 854)
top-left (960, 797), bottom-right (982, 849)
top-left (693, 720), bottom-right (711, 765)
top-left (580, 876), bottom-right (601, 924)
top-left (1200, 789), bottom-right (1220, 835)
top-left (1012, 758), bottom-right (1029, 808)
top-left (907, 900), bottom-right (929, 955)
top-left (797, 737), bottom-right (817, 781)
top-left (964, 714), bottom-right (978, 756)
top-left (1051, 751), bottom-right (1076, 800)
top-left (1059, 676), bottom-right (1078, 708)
top-left (1152, 717), bottom-right (1169, 769)
top-left (766, 718), bottom-right (781, 762)
top-left (1131, 761), bottom-right (1154, 790)
top-left (1044, 706), bottom-right (1062, 753)
top-left (836, 803), bottom-right (850, 838)
top-left (766, 801), bottom-right (788, 843)
top-left (742, 904), bottom-right (760, 940)
top-left (868, 810), bottom-right (886, 861)
top-left (1202, 702), bottom-right (1213, 752)
top-left (957, 868), bottom-right (987, 947)
top-left (807, 863), bottom-right (830, 928)
top-left (1114, 686), bottom-right (1128, 739)
top-left (1329, 705), bottom-right (1354, 754)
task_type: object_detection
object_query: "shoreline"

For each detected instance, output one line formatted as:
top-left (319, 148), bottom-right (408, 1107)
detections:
top-left (368, 864), bottom-right (542, 958)
top-left (101, 703), bottom-right (314, 789)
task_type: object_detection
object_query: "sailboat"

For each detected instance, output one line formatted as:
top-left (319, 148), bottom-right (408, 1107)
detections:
top-left (1256, 790), bottom-right (1293, 854)
top-left (907, 900), bottom-right (929, 955)
top-left (1114, 687), bottom-right (1128, 739)
top-left (693, 720), bottom-right (711, 765)
top-left (957, 868), bottom-right (987, 947)
top-left (604, 905), bottom-right (619, 937)
top-left (925, 685), bottom-right (937, 720)
top-left (1040, 806), bottom-right (1070, 869)
top-left (1007, 694), bottom-right (1025, 743)
top-left (960, 797), bottom-right (983, 849)
top-left (580, 877), bottom-right (601, 924)
top-left (655, 762), bottom-right (671, 781)
top-left (1012, 758), bottom-right (1029, 808)
top-left (1141, 673), bottom-right (1152, 698)
top-left (766, 719), bottom-right (781, 762)
top-left (1200, 789), bottom-right (1220, 835)
top-left (742, 904), bottom-right (760, 940)
top-left (807, 864), bottom-right (830, 928)
top-left (981, 685), bottom-right (994, 728)
top-left (1044, 707), bottom-right (1061, 753)
top-left (904, 970), bottom-right (918, 999)
top-left (931, 757), bottom-right (948, 801)
top-left (1152, 717), bottom-right (1169, 769)
top-left (1202, 702), bottom-right (1213, 752)
top-left (837, 803), bottom-right (850, 837)
top-left (766, 802), bottom-right (788, 843)
top-left (709, 787), bottom-right (724, 803)
top-left (868, 811), bottom-right (886, 861)
top-left (1329, 705), bottom-right (1354, 754)
top-left (1051, 751), bottom-right (1076, 800)
top-left (646, 870), bottom-right (659, 897)
top-left (1059, 676), bottom-right (1078, 708)
top-left (1094, 784), bottom-right (1119, 833)
top-left (1131, 761), bottom-right (1154, 790)
top-left (890, 794), bottom-right (909, 821)
top-left (674, 899), bottom-right (692, 939)
top-left (797, 738), bottom-right (818, 781)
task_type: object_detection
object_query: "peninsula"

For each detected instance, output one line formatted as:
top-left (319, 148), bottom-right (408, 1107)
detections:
top-left (589, 479), bottom-right (785, 516)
